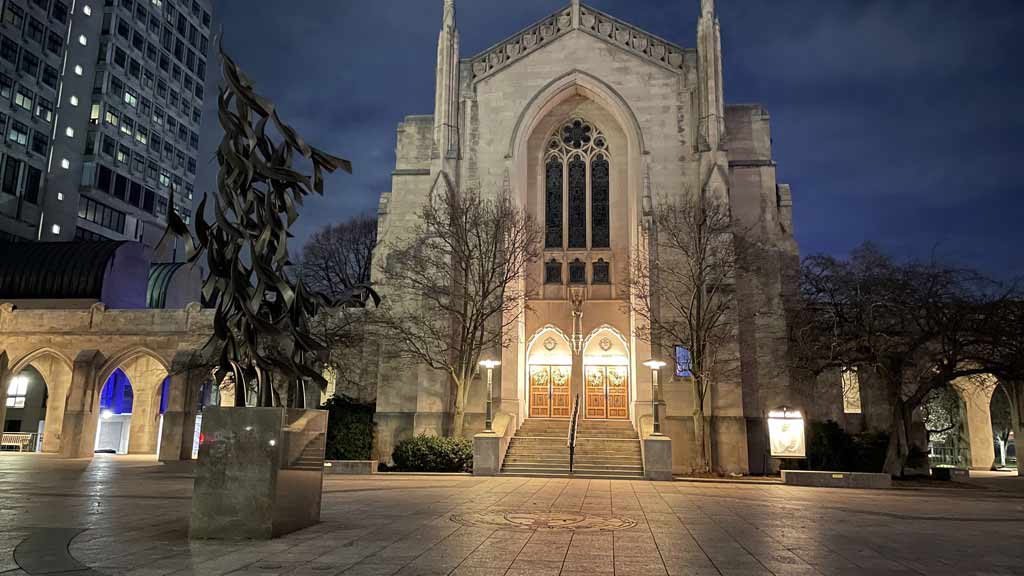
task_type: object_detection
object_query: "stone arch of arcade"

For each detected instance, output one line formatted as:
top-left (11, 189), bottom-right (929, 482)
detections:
top-left (951, 374), bottom-right (1023, 474)
top-left (0, 303), bottom-right (213, 461)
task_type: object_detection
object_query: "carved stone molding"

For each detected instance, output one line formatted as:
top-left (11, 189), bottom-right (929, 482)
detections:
top-left (470, 8), bottom-right (573, 81)
top-left (579, 6), bottom-right (687, 72)
top-left (468, 4), bottom-right (688, 83)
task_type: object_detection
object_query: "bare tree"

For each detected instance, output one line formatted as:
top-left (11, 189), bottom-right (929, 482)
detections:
top-left (791, 245), bottom-right (1009, 476)
top-left (378, 184), bottom-right (542, 437)
top-left (625, 194), bottom-right (739, 474)
top-left (922, 384), bottom-right (961, 444)
top-left (299, 216), bottom-right (378, 303)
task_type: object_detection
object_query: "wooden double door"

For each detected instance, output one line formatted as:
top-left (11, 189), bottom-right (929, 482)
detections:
top-left (529, 365), bottom-right (572, 419)
top-left (585, 366), bottom-right (629, 420)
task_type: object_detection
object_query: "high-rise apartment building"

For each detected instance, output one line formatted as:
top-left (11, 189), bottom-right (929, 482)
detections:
top-left (0, 0), bottom-right (212, 248)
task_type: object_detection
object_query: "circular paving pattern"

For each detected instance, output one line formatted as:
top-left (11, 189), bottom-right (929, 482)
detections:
top-left (450, 510), bottom-right (637, 532)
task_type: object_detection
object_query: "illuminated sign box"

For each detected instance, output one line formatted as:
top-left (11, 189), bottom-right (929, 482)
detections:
top-left (767, 407), bottom-right (806, 459)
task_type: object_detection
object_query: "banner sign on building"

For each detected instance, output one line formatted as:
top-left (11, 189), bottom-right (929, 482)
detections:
top-left (674, 345), bottom-right (693, 378)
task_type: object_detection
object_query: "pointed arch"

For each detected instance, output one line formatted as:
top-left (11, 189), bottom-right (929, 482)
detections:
top-left (581, 324), bottom-right (630, 366)
top-left (508, 69), bottom-right (647, 160)
top-left (526, 324), bottom-right (573, 366)
top-left (11, 347), bottom-right (75, 375)
top-left (97, 347), bottom-right (171, 386)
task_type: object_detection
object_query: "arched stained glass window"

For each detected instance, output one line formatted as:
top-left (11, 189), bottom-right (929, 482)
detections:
top-left (591, 155), bottom-right (610, 248)
top-left (544, 117), bottom-right (611, 252)
top-left (567, 155), bottom-right (587, 249)
top-left (545, 158), bottom-right (563, 249)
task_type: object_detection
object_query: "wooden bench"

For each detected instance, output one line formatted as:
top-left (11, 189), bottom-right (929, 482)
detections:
top-left (1, 433), bottom-right (35, 452)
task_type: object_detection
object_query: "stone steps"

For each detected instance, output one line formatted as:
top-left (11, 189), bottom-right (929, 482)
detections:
top-left (501, 418), bottom-right (644, 479)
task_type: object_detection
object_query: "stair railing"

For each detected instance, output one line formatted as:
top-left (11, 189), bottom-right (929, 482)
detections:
top-left (567, 394), bottom-right (581, 474)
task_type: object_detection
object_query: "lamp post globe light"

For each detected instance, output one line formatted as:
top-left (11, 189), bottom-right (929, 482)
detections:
top-left (643, 359), bottom-right (667, 436)
top-left (479, 359), bottom-right (501, 433)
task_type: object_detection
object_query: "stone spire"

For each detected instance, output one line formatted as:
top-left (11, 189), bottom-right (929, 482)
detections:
top-left (434, 0), bottom-right (460, 159)
top-left (697, 0), bottom-right (725, 151)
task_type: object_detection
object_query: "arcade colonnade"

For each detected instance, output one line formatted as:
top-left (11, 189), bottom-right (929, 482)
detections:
top-left (0, 303), bottom-right (213, 460)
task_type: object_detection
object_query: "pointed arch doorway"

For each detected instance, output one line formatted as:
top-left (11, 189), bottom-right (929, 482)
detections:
top-left (582, 327), bottom-right (630, 420)
top-left (526, 326), bottom-right (573, 419)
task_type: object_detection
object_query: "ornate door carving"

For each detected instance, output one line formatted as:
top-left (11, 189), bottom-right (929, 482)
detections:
top-left (584, 366), bottom-right (629, 420)
top-left (585, 366), bottom-right (607, 419)
top-left (607, 366), bottom-right (629, 419)
top-left (529, 366), bottom-right (551, 418)
top-left (530, 365), bottom-right (571, 419)
top-left (550, 366), bottom-right (571, 418)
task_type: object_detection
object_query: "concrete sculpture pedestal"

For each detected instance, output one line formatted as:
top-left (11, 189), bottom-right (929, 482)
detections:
top-left (643, 435), bottom-right (673, 481)
top-left (189, 407), bottom-right (327, 540)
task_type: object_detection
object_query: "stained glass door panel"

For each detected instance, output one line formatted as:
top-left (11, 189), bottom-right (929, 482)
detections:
top-left (550, 367), bottom-right (571, 418)
top-left (529, 366), bottom-right (551, 418)
top-left (585, 366), bottom-right (608, 419)
top-left (607, 366), bottom-right (629, 419)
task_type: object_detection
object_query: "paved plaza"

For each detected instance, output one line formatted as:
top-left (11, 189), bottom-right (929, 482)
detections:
top-left (1, 455), bottom-right (1023, 576)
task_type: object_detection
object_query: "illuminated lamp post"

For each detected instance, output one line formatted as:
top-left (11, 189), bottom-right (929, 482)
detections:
top-left (643, 359), bottom-right (667, 436)
top-left (767, 406), bottom-right (807, 460)
top-left (479, 359), bottom-right (500, 433)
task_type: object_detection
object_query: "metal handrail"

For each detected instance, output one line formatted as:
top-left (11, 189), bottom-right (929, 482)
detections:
top-left (567, 394), bottom-right (581, 474)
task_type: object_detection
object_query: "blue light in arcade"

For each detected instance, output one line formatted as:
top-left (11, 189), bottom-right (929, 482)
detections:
top-left (675, 345), bottom-right (693, 378)
top-left (159, 377), bottom-right (170, 414)
top-left (99, 369), bottom-right (134, 415)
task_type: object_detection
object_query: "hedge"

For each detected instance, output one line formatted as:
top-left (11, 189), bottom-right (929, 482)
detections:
top-left (392, 435), bottom-right (473, 473)
top-left (320, 396), bottom-right (375, 461)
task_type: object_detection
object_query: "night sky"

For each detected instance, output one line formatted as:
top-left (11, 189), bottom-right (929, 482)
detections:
top-left (197, 0), bottom-right (1024, 278)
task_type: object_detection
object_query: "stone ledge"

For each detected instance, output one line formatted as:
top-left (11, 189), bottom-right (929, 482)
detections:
top-left (931, 467), bottom-right (970, 482)
top-left (781, 470), bottom-right (892, 489)
top-left (324, 460), bottom-right (378, 475)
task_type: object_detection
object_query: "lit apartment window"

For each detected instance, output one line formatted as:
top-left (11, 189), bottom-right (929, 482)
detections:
top-left (8, 121), bottom-right (29, 146)
top-left (14, 88), bottom-right (33, 112)
top-left (104, 106), bottom-right (119, 127)
top-left (841, 367), bottom-right (862, 414)
top-left (6, 376), bottom-right (28, 408)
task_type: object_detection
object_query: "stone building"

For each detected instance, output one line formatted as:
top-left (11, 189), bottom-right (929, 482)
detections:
top-left (371, 0), bottom-right (803, 475)
top-left (0, 241), bottom-right (210, 460)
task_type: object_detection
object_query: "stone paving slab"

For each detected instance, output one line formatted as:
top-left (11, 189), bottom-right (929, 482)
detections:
top-left (2, 454), bottom-right (1024, 576)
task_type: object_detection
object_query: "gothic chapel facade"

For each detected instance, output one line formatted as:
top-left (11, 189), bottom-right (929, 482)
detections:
top-left (372, 0), bottom-right (801, 475)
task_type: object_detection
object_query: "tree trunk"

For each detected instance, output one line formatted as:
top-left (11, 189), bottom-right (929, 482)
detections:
top-left (882, 397), bottom-right (913, 477)
top-left (691, 379), bottom-right (710, 474)
top-left (452, 376), bottom-right (467, 438)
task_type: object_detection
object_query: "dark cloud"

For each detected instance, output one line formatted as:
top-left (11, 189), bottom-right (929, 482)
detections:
top-left (199, 0), bottom-right (1024, 277)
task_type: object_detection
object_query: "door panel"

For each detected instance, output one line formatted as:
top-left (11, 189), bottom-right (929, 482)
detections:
top-left (607, 366), bottom-right (629, 419)
top-left (529, 366), bottom-right (551, 418)
top-left (584, 365), bottom-right (630, 420)
top-left (550, 367), bottom-right (571, 418)
top-left (530, 365), bottom-right (572, 419)
top-left (585, 366), bottom-right (607, 419)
